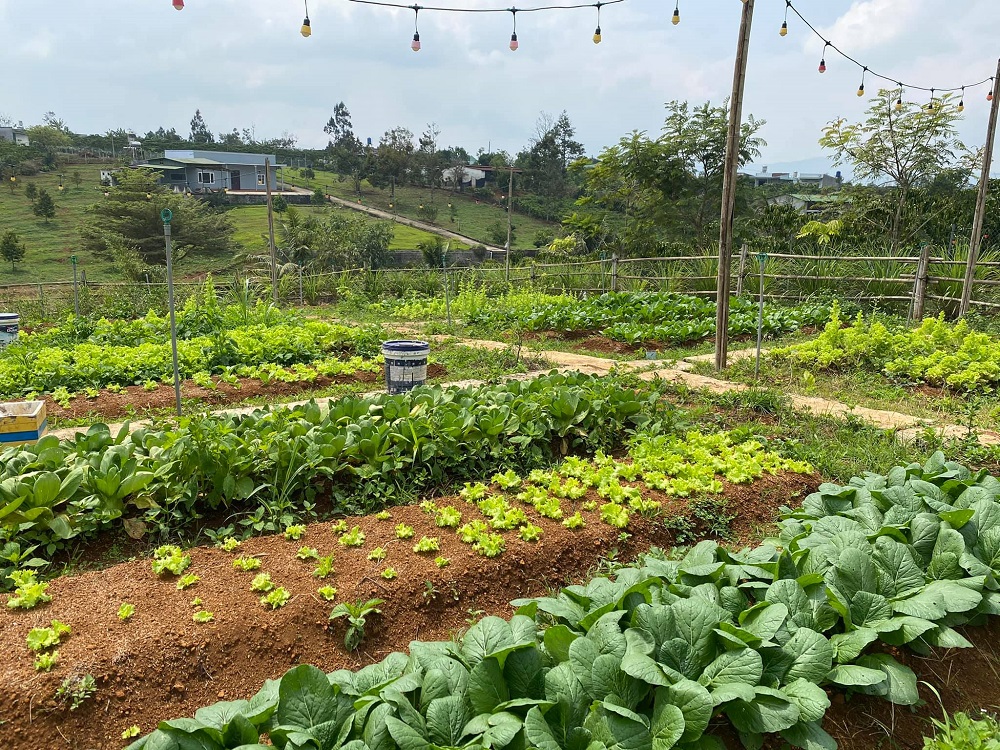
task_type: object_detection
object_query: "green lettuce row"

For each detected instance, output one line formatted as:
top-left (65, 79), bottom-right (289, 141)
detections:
top-left (0, 373), bottom-right (667, 560)
top-left (128, 451), bottom-right (1000, 750)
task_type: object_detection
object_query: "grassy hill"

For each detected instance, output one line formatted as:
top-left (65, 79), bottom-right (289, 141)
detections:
top-left (0, 166), bottom-right (464, 283)
top-left (282, 168), bottom-right (558, 251)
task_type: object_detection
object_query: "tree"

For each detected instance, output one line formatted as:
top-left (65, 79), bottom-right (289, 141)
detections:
top-left (80, 169), bottom-right (235, 264)
top-left (189, 109), bottom-right (214, 144)
top-left (820, 88), bottom-right (968, 250)
top-left (42, 111), bottom-right (69, 132)
top-left (311, 187), bottom-right (327, 206)
top-left (23, 182), bottom-right (37, 200)
top-left (324, 102), bottom-right (371, 195)
top-left (32, 189), bottom-right (56, 222)
top-left (0, 230), bottom-right (26, 271)
top-left (372, 127), bottom-right (414, 192)
top-left (71, 170), bottom-right (82, 188)
top-left (516, 112), bottom-right (586, 199)
top-left (25, 125), bottom-right (72, 151)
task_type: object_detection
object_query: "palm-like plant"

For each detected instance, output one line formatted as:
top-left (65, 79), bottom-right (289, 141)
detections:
top-left (329, 598), bottom-right (384, 651)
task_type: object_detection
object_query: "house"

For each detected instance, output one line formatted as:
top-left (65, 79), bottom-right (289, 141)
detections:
top-left (767, 193), bottom-right (845, 215)
top-left (442, 165), bottom-right (487, 189)
top-left (131, 150), bottom-right (284, 193)
top-left (0, 127), bottom-right (30, 146)
top-left (748, 167), bottom-right (842, 189)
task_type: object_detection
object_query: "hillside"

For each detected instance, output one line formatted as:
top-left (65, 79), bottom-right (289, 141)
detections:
top-left (0, 166), bottom-right (467, 283)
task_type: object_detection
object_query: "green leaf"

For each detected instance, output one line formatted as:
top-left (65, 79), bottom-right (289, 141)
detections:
top-left (426, 696), bottom-right (470, 747)
top-left (276, 664), bottom-right (340, 729)
top-left (829, 629), bottom-right (878, 663)
top-left (700, 648), bottom-right (763, 688)
top-left (469, 658), bottom-right (510, 714)
top-left (782, 629), bottom-right (833, 685)
top-left (662, 681), bottom-right (712, 743)
top-left (725, 687), bottom-right (800, 735)
top-left (781, 680), bottom-right (830, 724)
top-left (651, 698), bottom-right (684, 750)
top-left (386, 713), bottom-right (431, 750)
top-left (824, 665), bottom-right (886, 687)
top-left (780, 720), bottom-right (837, 750)
top-left (544, 624), bottom-right (579, 663)
top-left (854, 654), bottom-right (919, 705)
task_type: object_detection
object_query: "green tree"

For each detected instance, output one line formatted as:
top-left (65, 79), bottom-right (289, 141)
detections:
top-left (418, 236), bottom-right (446, 268)
top-left (23, 182), bottom-right (37, 200)
top-left (189, 109), bottom-right (214, 144)
top-left (272, 195), bottom-right (289, 213)
top-left (372, 127), bottom-right (414, 191)
top-left (25, 125), bottom-right (72, 152)
top-left (80, 169), bottom-right (235, 264)
top-left (324, 102), bottom-right (372, 195)
top-left (311, 187), bottom-right (326, 206)
top-left (71, 170), bottom-right (83, 189)
top-left (0, 230), bottom-right (26, 271)
top-left (820, 88), bottom-right (968, 251)
top-left (32, 189), bottom-right (56, 222)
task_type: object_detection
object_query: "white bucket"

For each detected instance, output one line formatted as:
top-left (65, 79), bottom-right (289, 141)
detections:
top-left (0, 313), bottom-right (19, 349)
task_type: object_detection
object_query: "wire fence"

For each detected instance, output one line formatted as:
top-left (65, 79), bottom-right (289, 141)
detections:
top-left (2, 246), bottom-right (996, 325)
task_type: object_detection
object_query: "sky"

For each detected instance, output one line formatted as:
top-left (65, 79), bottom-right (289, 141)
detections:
top-left (1, 0), bottom-right (998, 177)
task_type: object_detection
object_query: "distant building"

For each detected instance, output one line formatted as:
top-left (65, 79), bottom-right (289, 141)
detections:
top-left (131, 150), bottom-right (284, 193)
top-left (747, 166), bottom-right (842, 190)
top-left (442, 165), bottom-right (487, 189)
top-left (0, 127), bottom-right (30, 146)
top-left (767, 193), bottom-right (845, 215)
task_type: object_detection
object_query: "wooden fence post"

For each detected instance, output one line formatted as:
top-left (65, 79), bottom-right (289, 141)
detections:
top-left (735, 244), bottom-right (748, 297)
top-left (911, 243), bottom-right (932, 322)
top-left (611, 254), bottom-right (618, 292)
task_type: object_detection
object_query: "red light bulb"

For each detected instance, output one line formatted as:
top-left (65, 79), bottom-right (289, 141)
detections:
top-left (172, 0), bottom-right (184, 9)
top-left (818, 59), bottom-right (826, 74)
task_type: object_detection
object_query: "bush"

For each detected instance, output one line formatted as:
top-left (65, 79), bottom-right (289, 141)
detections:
top-left (272, 195), bottom-right (288, 213)
top-left (311, 188), bottom-right (326, 206)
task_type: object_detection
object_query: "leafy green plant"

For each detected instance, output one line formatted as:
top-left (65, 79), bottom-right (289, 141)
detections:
top-left (330, 520), bottom-right (349, 534)
top-left (296, 546), bottom-right (319, 561)
top-left (175, 573), bottom-right (199, 590)
top-left (55, 674), bottom-right (96, 710)
top-left (563, 512), bottom-right (586, 529)
top-left (473, 533), bottom-right (505, 558)
top-left (317, 585), bottom-right (338, 601)
top-left (6, 570), bottom-right (51, 609)
top-left (33, 651), bottom-right (58, 671)
top-left (283, 524), bottom-right (307, 540)
top-left (519, 523), bottom-right (543, 542)
top-left (313, 555), bottom-right (335, 579)
top-left (190, 597), bottom-right (202, 607)
top-left (26, 620), bottom-right (71, 651)
top-left (381, 567), bottom-right (398, 580)
top-left (328, 598), bottom-right (383, 650)
top-left (394, 523), bottom-right (414, 540)
top-left (260, 586), bottom-right (291, 609)
top-left (434, 556), bottom-right (450, 568)
top-left (151, 545), bottom-right (191, 576)
top-left (367, 547), bottom-right (387, 562)
top-left (375, 510), bottom-right (392, 521)
top-left (216, 537), bottom-right (241, 552)
top-left (232, 555), bottom-right (261, 571)
top-left (122, 726), bottom-right (141, 739)
top-left (117, 602), bottom-right (136, 621)
top-left (192, 610), bottom-right (214, 623)
top-left (459, 482), bottom-right (489, 502)
top-left (599, 502), bottom-right (630, 528)
top-left (250, 573), bottom-right (274, 592)
top-left (412, 536), bottom-right (439, 553)
top-left (339, 526), bottom-right (365, 547)
top-left (492, 469), bottom-right (522, 489)
top-left (435, 506), bottom-right (462, 528)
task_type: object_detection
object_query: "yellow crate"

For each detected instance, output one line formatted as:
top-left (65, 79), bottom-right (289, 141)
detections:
top-left (0, 401), bottom-right (47, 445)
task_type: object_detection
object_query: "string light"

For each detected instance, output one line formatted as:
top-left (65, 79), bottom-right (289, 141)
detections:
top-left (989, 80), bottom-right (995, 102)
top-left (779, 0), bottom-right (789, 36)
top-left (301, 0), bottom-right (312, 37)
top-left (925, 88), bottom-right (936, 112)
top-left (895, 87), bottom-right (904, 111)
top-left (672, 1), bottom-right (679, 26)
top-left (411, 5), bottom-right (421, 51)
top-left (509, 9), bottom-right (518, 50)
top-left (857, 67), bottom-right (866, 97)
top-left (172, 0), bottom-right (184, 9)
top-left (958, 87), bottom-right (965, 113)
top-left (818, 41), bottom-right (828, 73)
top-left (593, 2), bottom-right (602, 44)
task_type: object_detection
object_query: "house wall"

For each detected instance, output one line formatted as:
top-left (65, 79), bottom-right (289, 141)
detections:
top-left (159, 164), bottom-right (277, 192)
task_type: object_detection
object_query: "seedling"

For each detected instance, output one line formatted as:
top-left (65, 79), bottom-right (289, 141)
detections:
top-left (193, 610), bottom-right (214, 623)
top-left (473, 534), bottom-right (505, 558)
top-left (232, 556), bottom-right (262, 571)
top-left (600, 503), bottom-right (630, 529)
top-left (26, 620), bottom-right (71, 651)
top-left (313, 555), bottom-right (335, 579)
top-left (492, 469), bottom-right (522, 489)
top-left (413, 536), bottom-right (440, 553)
top-left (459, 482), bottom-right (488, 502)
top-left (367, 547), bottom-right (387, 562)
top-left (419, 500), bottom-right (438, 514)
top-left (519, 523), bottom-right (543, 541)
top-left (434, 556), bottom-right (451, 568)
top-left (151, 545), bottom-right (191, 576)
top-left (394, 523), bottom-right (414, 540)
top-left (563, 512), bottom-right (586, 529)
top-left (423, 581), bottom-right (438, 603)
top-left (381, 567), bottom-right (398, 580)
top-left (251, 573), bottom-right (274, 592)
top-left (375, 510), bottom-right (392, 521)
top-left (176, 573), bottom-right (200, 590)
top-left (284, 525), bottom-right (307, 541)
top-left (117, 603), bottom-right (136, 622)
top-left (217, 537), bottom-right (241, 552)
top-left (435, 506), bottom-right (462, 528)
top-left (261, 587), bottom-right (291, 609)
top-left (317, 585), bottom-right (338, 601)
top-left (34, 651), bottom-right (59, 671)
top-left (190, 597), bottom-right (203, 607)
top-left (330, 520), bottom-right (348, 534)
top-left (339, 526), bottom-right (365, 547)
top-left (7, 570), bottom-right (52, 610)
top-left (122, 726), bottom-right (141, 739)
top-left (296, 546), bottom-right (319, 561)
top-left (55, 674), bottom-right (96, 710)
top-left (329, 598), bottom-right (383, 651)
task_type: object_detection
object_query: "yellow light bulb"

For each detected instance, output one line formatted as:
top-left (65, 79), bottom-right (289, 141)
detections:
top-left (779, 21), bottom-right (787, 36)
top-left (301, 18), bottom-right (312, 37)
top-left (593, 26), bottom-right (602, 44)
top-left (857, 83), bottom-right (865, 97)
top-left (672, 9), bottom-right (680, 25)
top-left (958, 101), bottom-right (965, 113)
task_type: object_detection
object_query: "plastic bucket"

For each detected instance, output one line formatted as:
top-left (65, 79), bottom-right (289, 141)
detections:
top-left (0, 313), bottom-right (18, 349)
top-left (382, 340), bottom-right (430, 394)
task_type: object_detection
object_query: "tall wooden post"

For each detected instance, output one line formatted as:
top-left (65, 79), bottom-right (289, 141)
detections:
top-left (735, 243), bottom-right (748, 297)
top-left (265, 157), bottom-right (279, 306)
top-left (715, 0), bottom-right (755, 370)
top-left (911, 242), bottom-right (932, 322)
top-left (960, 59), bottom-right (1000, 317)
top-left (504, 166), bottom-right (514, 282)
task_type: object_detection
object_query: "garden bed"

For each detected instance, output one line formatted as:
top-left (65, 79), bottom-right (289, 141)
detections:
top-left (0, 471), bottom-right (814, 748)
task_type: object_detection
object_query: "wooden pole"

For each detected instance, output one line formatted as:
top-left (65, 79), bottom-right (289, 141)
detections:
top-left (735, 243), bottom-right (748, 297)
top-left (611, 254), bottom-right (619, 292)
top-left (911, 242), bottom-right (932, 322)
top-left (714, 0), bottom-right (755, 371)
top-left (504, 166), bottom-right (514, 282)
top-left (960, 58), bottom-right (1000, 317)
top-left (264, 157), bottom-right (278, 306)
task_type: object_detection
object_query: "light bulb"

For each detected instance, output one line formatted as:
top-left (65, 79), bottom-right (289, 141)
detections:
top-left (895, 97), bottom-right (903, 110)
top-left (989, 90), bottom-right (995, 102)
top-left (672, 8), bottom-right (680, 25)
top-left (593, 26), bottom-right (602, 44)
top-left (818, 58), bottom-right (826, 74)
top-left (411, 32), bottom-right (421, 51)
top-left (301, 18), bottom-right (311, 37)
top-left (779, 21), bottom-right (787, 36)
top-left (172, 0), bottom-right (184, 9)
top-left (958, 100), bottom-right (965, 113)
top-left (509, 32), bottom-right (518, 51)
top-left (857, 83), bottom-right (865, 97)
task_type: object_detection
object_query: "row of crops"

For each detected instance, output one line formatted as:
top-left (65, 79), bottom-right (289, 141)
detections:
top-left (0, 373), bottom-right (668, 577)
top-left (128, 451), bottom-right (1000, 750)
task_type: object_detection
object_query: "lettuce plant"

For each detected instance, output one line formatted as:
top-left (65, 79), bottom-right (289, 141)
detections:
top-left (394, 524), bottom-right (414, 540)
top-left (250, 573), bottom-right (274, 592)
top-left (296, 546), bottom-right (319, 561)
top-left (232, 556), bottom-right (261, 571)
top-left (175, 573), bottom-right (199, 590)
top-left (368, 547), bottom-right (387, 561)
top-left (435, 506), bottom-right (462, 528)
top-left (192, 610), bottom-right (214, 623)
top-left (283, 525), bottom-right (307, 541)
top-left (260, 587), bottom-right (291, 609)
top-left (313, 555), bottom-right (335, 579)
top-left (339, 527), bottom-right (365, 547)
top-left (117, 603), bottom-right (135, 621)
top-left (151, 545), bottom-right (190, 576)
top-left (317, 585), bottom-right (338, 601)
top-left (413, 537), bottom-right (440, 553)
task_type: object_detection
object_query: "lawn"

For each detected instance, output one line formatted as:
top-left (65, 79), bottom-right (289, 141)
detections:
top-left (283, 167), bottom-right (558, 250)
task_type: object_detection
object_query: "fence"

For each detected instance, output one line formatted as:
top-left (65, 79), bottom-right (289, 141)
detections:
top-left (2, 247), bottom-right (998, 324)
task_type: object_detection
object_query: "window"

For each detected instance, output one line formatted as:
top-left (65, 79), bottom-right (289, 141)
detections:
top-left (197, 171), bottom-right (215, 185)
top-left (170, 173), bottom-right (185, 181)
top-left (257, 173), bottom-right (266, 186)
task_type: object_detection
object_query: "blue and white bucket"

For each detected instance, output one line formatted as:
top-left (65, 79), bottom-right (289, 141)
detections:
top-left (0, 313), bottom-right (19, 349)
top-left (382, 340), bottom-right (430, 394)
